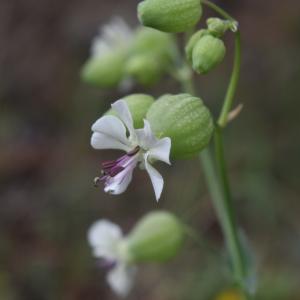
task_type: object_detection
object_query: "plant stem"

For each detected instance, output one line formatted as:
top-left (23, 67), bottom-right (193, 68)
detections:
top-left (202, 0), bottom-right (235, 22)
top-left (180, 75), bottom-right (248, 288)
top-left (176, 2), bottom-right (250, 297)
top-left (218, 31), bottom-right (241, 127)
top-left (202, 1), bottom-right (249, 295)
top-left (202, 0), bottom-right (242, 127)
top-left (214, 126), bottom-right (247, 287)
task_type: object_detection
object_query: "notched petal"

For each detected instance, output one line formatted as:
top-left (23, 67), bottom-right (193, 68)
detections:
top-left (91, 115), bottom-right (131, 151)
top-left (148, 137), bottom-right (171, 165)
top-left (111, 100), bottom-right (136, 138)
top-left (135, 119), bottom-right (158, 149)
top-left (144, 153), bottom-right (164, 201)
top-left (87, 220), bottom-right (123, 259)
top-left (107, 264), bottom-right (137, 297)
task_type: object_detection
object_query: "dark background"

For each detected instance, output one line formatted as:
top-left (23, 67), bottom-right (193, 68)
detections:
top-left (1, 0), bottom-right (300, 299)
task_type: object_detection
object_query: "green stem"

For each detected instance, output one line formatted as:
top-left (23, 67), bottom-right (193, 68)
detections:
top-left (218, 31), bottom-right (241, 127)
top-left (202, 0), bottom-right (236, 22)
top-left (214, 126), bottom-right (247, 284)
top-left (176, 2), bottom-right (250, 297)
top-left (180, 74), bottom-right (248, 290)
top-left (202, 0), bottom-right (242, 127)
top-left (202, 1), bottom-right (248, 292)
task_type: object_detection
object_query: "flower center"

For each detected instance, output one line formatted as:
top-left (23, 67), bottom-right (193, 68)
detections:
top-left (94, 146), bottom-right (141, 194)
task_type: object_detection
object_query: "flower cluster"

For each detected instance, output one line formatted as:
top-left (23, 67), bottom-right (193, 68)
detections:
top-left (91, 93), bottom-right (213, 200)
top-left (81, 18), bottom-right (177, 88)
top-left (81, 0), bottom-right (243, 297)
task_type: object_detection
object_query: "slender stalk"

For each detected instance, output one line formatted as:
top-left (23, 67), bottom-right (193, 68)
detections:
top-left (218, 31), bottom-right (241, 127)
top-left (179, 72), bottom-right (248, 287)
top-left (203, 0), bottom-right (242, 127)
top-left (202, 0), bottom-right (235, 22)
top-left (214, 126), bottom-right (247, 286)
top-left (176, 1), bottom-right (250, 297)
top-left (199, 148), bottom-right (248, 291)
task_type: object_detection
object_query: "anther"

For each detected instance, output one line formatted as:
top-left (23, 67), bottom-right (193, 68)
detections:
top-left (94, 177), bottom-right (101, 187)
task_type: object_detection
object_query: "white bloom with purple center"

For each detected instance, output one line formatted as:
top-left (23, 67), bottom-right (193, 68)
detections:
top-left (91, 99), bottom-right (171, 201)
top-left (88, 220), bottom-right (136, 297)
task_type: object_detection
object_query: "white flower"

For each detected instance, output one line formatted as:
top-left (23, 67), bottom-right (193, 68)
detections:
top-left (88, 220), bottom-right (136, 297)
top-left (91, 100), bottom-right (171, 201)
top-left (91, 17), bottom-right (134, 58)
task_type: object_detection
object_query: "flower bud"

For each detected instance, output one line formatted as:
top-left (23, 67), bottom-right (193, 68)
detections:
top-left (192, 35), bottom-right (226, 74)
top-left (126, 27), bottom-right (176, 86)
top-left (81, 52), bottom-right (125, 87)
top-left (138, 0), bottom-right (202, 33)
top-left (131, 27), bottom-right (176, 61)
top-left (125, 211), bottom-right (184, 262)
top-left (106, 94), bottom-right (154, 128)
top-left (146, 94), bottom-right (214, 159)
top-left (207, 18), bottom-right (235, 37)
top-left (125, 53), bottom-right (163, 86)
top-left (185, 29), bottom-right (208, 64)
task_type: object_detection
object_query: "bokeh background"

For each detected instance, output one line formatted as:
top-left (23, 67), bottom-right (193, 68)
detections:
top-left (1, 0), bottom-right (300, 299)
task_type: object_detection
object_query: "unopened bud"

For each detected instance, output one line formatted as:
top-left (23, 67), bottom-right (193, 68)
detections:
top-left (138, 0), bottom-right (202, 33)
top-left (192, 35), bottom-right (226, 74)
top-left (125, 54), bottom-right (163, 86)
top-left (207, 18), bottom-right (237, 37)
top-left (131, 27), bottom-right (176, 61)
top-left (81, 52), bottom-right (125, 87)
top-left (185, 29), bottom-right (208, 63)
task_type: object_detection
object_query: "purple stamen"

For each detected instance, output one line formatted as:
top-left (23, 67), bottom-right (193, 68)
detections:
top-left (102, 160), bottom-right (117, 169)
top-left (99, 146), bottom-right (140, 179)
top-left (109, 165), bottom-right (125, 177)
top-left (94, 146), bottom-right (141, 193)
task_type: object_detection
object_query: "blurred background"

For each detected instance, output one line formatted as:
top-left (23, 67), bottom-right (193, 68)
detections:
top-left (1, 0), bottom-right (300, 299)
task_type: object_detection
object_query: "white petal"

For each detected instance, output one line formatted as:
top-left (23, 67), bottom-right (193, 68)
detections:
top-left (144, 154), bottom-right (164, 201)
top-left (91, 115), bottom-right (131, 151)
top-left (148, 137), bottom-right (171, 165)
top-left (104, 162), bottom-right (136, 195)
top-left (135, 119), bottom-right (158, 149)
top-left (91, 17), bottom-right (133, 57)
top-left (111, 100), bottom-right (136, 139)
top-left (91, 132), bottom-right (130, 152)
top-left (107, 264), bottom-right (137, 297)
top-left (87, 220), bottom-right (123, 259)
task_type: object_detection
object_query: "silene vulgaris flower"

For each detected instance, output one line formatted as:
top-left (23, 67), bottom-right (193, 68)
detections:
top-left (91, 100), bottom-right (171, 201)
top-left (88, 220), bottom-right (136, 297)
